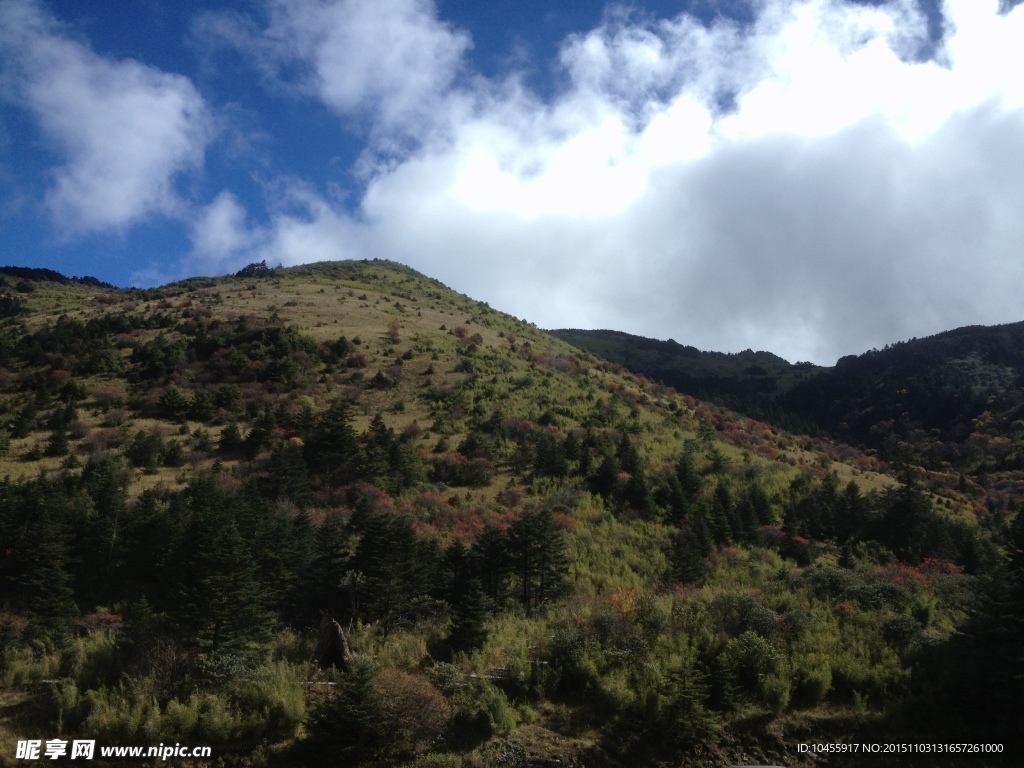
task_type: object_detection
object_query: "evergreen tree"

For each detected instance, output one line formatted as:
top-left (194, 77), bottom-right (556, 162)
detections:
top-left (348, 504), bottom-right (439, 633)
top-left (837, 480), bottom-right (872, 543)
top-left (710, 482), bottom-right (735, 545)
top-left (590, 452), bottom-right (621, 499)
top-left (675, 449), bottom-right (703, 496)
top-left (219, 422), bottom-right (243, 453)
top-left (359, 413), bottom-right (396, 489)
top-left (736, 483), bottom-right (773, 540)
top-left (244, 410), bottom-right (277, 458)
top-left (508, 507), bottom-right (569, 615)
top-left (264, 441), bottom-right (313, 507)
top-left (45, 425), bottom-right (69, 457)
top-left (662, 474), bottom-right (691, 527)
top-left (670, 523), bottom-right (711, 584)
top-left (533, 430), bottom-right (569, 478)
top-left (174, 487), bottom-right (273, 657)
top-left (306, 658), bottom-right (382, 764)
top-left (657, 660), bottom-right (717, 749)
top-left (473, 526), bottom-right (512, 609)
top-left (6, 498), bottom-right (79, 644)
top-left (447, 578), bottom-right (490, 654)
top-left (304, 399), bottom-right (358, 479)
top-left (307, 512), bottom-right (353, 620)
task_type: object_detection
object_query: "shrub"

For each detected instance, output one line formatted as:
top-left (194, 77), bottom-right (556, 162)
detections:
top-left (231, 660), bottom-right (308, 739)
top-left (792, 652), bottom-right (833, 706)
top-left (375, 669), bottom-right (449, 755)
top-left (720, 631), bottom-right (789, 709)
top-left (82, 679), bottom-right (162, 743)
top-left (475, 682), bottom-right (516, 734)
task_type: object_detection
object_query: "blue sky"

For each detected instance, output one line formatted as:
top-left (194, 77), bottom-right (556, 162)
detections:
top-left (2, 0), bottom-right (1024, 364)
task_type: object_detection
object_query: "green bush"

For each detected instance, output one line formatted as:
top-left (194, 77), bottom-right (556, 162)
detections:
top-left (475, 682), bottom-right (516, 734)
top-left (82, 679), bottom-right (162, 743)
top-left (231, 660), bottom-right (308, 739)
top-left (792, 652), bottom-right (833, 706)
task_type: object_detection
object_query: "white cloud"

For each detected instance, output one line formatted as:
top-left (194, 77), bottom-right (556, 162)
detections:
top-left (0, 0), bottom-right (213, 234)
top-left (200, 0), bottom-right (470, 139)
top-left (195, 0), bottom-right (1024, 364)
top-left (190, 190), bottom-right (258, 272)
top-left (190, 182), bottom-right (365, 276)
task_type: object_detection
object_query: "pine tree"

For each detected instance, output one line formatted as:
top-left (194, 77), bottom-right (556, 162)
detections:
top-left (244, 410), bottom-right (277, 458)
top-left (710, 482), bottom-right (735, 545)
top-left (590, 452), bottom-right (621, 499)
top-left (9, 503), bottom-right (79, 644)
top-left (45, 425), bottom-right (69, 457)
top-left (508, 507), bottom-right (569, 615)
top-left (473, 526), bottom-right (512, 609)
top-left (533, 430), bottom-right (569, 478)
top-left (359, 413), bottom-right (395, 489)
top-left (348, 505), bottom-right (437, 634)
top-left (307, 512), bottom-right (353, 620)
top-left (306, 658), bottom-right (382, 764)
top-left (304, 399), bottom-right (358, 479)
top-left (219, 422), bottom-right (243, 453)
top-left (671, 508), bottom-right (713, 584)
top-left (175, 490), bottom-right (273, 657)
top-left (662, 474), bottom-right (690, 526)
top-left (265, 441), bottom-right (313, 507)
top-left (447, 578), bottom-right (490, 654)
top-left (676, 450), bottom-right (703, 500)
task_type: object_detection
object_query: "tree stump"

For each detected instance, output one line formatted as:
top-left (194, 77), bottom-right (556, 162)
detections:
top-left (315, 619), bottom-right (354, 672)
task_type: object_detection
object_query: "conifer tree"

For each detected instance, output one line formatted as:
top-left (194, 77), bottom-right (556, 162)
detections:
top-left (219, 422), bottom-right (243, 453)
top-left (265, 441), bottom-right (313, 507)
top-left (662, 474), bottom-right (690, 526)
top-left (306, 658), bottom-right (382, 763)
top-left (175, 487), bottom-right (273, 657)
top-left (359, 413), bottom-right (395, 489)
top-left (447, 578), bottom-right (490, 654)
top-left (590, 452), bottom-right (621, 499)
top-left (710, 482), bottom-right (735, 544)
top-left (308, 512), bottom-right (352, 620)
top-left (6, 500), bottom-right (79, 644)
top-left (533, 430), bottom-right (569, 478)
top-left (508, 507), bottom-right (569, 615)
top-left (304, 399), bottom-right (358, 479)
top-left (348, 504), bottom-right (438, 633)
top-left (474, 526), bottom-right (512, 609)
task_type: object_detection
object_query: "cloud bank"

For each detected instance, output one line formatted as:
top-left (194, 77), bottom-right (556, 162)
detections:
top-left (192, 0), bottom-right (1024, 363)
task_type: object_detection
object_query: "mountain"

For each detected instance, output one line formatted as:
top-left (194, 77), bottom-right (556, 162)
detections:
top-left (555, 323), bottom-right (1024, 489)
top-left (0, 261), bottom-right (1019, 767)
top-left (782, 322), bottom-right (1024, 474)
top-left (550, 328), bottom-right (822, 428)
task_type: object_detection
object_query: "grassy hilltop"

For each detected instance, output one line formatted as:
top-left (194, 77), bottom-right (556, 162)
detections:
top-left (0, 261), bottom-right (1020, 767)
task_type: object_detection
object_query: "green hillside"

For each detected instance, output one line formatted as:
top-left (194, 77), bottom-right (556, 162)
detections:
top-left (556, 324), bottom-right (1024, 503)
top-left (0, 262), bottom-right (1019, 767)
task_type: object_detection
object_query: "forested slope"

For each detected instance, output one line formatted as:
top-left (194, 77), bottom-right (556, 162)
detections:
top-left (0, 261), bottom-right (1019, 767)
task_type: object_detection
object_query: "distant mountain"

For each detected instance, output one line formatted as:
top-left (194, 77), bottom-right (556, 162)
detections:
top-left (549, 328), bottom-right (821, 427)
top-left (555, 322), bottom-right (1024, 477)
top-left (783, 321), bottom-right (1024, 474)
